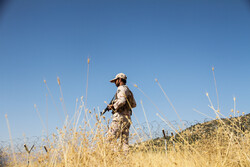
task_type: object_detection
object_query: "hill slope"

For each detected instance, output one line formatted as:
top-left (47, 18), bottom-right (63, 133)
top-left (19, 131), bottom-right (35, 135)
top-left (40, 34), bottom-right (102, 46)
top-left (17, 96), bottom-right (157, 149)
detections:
top-left (134, 113), bottom-right (249, 150)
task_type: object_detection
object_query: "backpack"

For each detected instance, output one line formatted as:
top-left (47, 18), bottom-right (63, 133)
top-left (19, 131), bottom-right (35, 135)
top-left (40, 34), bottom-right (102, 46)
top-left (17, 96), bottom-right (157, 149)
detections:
top-left (127, 87), bottom-right (136, 108)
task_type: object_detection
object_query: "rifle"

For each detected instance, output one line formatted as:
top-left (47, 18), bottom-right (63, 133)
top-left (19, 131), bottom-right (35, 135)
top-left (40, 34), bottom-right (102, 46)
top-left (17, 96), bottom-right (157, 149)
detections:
top-left (100, 95), bottom-right (115, 116)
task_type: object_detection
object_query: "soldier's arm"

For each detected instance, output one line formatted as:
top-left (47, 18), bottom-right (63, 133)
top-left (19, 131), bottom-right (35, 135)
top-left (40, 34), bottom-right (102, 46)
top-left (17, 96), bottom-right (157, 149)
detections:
top-left (113, 87), bottom-right (127, 110)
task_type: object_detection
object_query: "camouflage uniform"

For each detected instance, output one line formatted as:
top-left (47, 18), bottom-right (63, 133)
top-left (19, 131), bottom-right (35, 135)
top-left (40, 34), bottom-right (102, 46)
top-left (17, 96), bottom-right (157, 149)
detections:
top-left (107, 74), bottom-right (136, 152)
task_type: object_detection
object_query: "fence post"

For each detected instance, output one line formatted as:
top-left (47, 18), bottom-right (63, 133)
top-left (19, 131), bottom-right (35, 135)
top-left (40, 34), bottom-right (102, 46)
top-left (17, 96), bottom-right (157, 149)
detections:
top-left (24, 144), bottom-right (34, 166)
top-left (162, 129), bottom-right (167, 156)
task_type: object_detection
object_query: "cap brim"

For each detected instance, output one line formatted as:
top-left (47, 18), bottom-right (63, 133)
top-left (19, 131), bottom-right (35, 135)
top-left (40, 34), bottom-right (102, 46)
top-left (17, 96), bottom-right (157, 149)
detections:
top-left (110, 78), bottom-right (117, 83)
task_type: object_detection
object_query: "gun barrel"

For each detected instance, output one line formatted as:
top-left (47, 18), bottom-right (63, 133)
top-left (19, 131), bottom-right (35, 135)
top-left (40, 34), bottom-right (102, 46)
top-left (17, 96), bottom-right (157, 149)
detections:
top-left (100, 95), bottom-right (115, 116)
top-left (100, 107), bottom-right (109, 116)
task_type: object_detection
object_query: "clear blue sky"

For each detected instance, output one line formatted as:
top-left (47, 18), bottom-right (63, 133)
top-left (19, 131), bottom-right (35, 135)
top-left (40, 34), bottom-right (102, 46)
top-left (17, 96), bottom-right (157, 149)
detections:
top-left (1, 0), bottom-right (250, 140)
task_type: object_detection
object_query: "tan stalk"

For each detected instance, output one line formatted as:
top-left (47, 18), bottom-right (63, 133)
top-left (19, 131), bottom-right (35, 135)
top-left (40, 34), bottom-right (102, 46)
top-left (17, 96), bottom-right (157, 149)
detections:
top-left (212, 67), bottom-right (220, 111)
top-left (193, 108), bottom-right (214, 120)
top-left (57, 76), bottom-right (68, 117)
top-left (34, 104), bottom-right (46, 131)
top-left (5, 114), bottom-right (16, 164)
top-left (44, 79), bottom-right (63, 123)
top-left (155, 79), bottom-right (184, 128)
top-left (133, 84), bottom-right (176, 132)
top-left (140, 100), bottom-right (152, 139)
top-left (74, 99), bottom-right (84, 133)
top-left (233, 97), bottom-right (236, 117)
top-left (73, 98), bottom-right (78, 124)
top-left (206, 92), bottom-right (220, 118)
top-left (221, 132), bottom-right (233, 166)
top-left (85, 57), bottom-right (90, 106)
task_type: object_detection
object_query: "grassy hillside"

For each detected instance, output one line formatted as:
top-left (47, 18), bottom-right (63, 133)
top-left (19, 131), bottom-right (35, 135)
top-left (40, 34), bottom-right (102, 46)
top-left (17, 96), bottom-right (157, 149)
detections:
top-left (134, 113), bottom-right (249, 151)
top-left (177, 113), bottom-right (249, 142)
top-left (1, 113), bottom-right (249, 166)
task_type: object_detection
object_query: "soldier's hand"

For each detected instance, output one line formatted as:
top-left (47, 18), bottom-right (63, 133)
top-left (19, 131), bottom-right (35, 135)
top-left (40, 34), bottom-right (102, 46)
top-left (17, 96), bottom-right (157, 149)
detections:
top-left (108, 104), bottom-right (114, 110)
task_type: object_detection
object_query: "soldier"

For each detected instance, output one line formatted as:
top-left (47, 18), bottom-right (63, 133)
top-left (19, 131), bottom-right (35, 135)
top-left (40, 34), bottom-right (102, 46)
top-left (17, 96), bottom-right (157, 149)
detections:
top-left (106, 73), bottom-right (136, 153)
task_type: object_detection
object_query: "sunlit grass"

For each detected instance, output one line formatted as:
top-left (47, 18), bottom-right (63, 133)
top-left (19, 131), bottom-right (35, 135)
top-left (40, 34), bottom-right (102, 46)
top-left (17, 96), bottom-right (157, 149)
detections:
top-left (2, 112), bottom-right (249, 166)
top-left (1, 64), bottom-right (249, 166)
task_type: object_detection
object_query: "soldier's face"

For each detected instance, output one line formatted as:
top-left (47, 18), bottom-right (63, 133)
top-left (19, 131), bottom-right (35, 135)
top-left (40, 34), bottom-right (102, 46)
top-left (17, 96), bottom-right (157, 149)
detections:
top-left (115, 79), bottom-right (120, 87)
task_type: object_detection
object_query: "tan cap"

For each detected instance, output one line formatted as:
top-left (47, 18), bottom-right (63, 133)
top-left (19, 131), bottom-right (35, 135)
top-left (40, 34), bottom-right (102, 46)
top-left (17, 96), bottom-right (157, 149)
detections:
top-left (110, 73), bottom-right (127, 83)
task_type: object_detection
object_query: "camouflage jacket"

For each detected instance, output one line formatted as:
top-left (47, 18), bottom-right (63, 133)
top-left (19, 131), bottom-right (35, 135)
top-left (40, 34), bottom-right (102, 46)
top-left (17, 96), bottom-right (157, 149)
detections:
top-left (112, 85), bottom-right (136, 119)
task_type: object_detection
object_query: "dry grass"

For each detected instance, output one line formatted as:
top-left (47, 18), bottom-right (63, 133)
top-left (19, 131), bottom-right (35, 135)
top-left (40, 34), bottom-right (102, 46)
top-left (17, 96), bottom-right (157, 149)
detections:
top-left (1, 111), bottom-right (249, 167)
top-left (1, 65), bottom-right (249, 166)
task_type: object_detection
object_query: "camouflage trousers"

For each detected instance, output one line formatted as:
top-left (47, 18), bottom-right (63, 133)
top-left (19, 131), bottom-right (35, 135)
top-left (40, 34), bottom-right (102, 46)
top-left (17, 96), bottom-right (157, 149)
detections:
top-left (106, 114), bottom-right (131, 153)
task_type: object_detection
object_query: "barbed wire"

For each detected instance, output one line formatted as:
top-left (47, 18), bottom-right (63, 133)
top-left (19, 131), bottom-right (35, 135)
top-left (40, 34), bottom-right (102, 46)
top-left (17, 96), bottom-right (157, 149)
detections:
top-left (0, 119), bottom-right (211, 154)
top-left (131, 119), bottom-right (212, 141)
top-left (1, 115), bottom-right (248, 165)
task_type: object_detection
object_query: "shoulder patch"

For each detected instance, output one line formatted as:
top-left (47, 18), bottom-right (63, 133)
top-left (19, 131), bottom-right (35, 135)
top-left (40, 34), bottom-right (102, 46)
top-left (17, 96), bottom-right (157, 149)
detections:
top-left (117, 89), bottom-right (121, 93)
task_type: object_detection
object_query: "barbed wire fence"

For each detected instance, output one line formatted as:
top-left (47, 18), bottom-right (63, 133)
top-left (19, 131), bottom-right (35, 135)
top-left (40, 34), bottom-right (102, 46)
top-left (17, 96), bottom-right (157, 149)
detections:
top-left (0, 112), bottom-right (248, 167)
top-left (0, 119), bottom-right (212, 158)
top-left (130, 118), bottom-right (214, 143)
